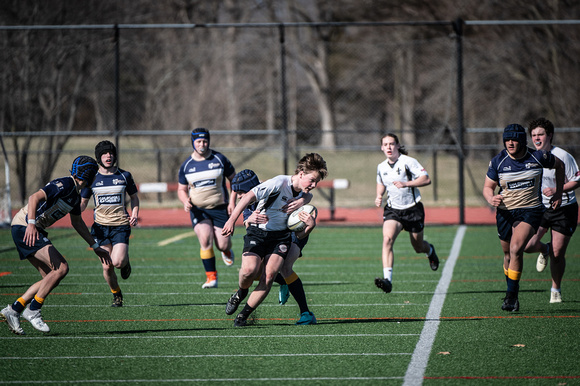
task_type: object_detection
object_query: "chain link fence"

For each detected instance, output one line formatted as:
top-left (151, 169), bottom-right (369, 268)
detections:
top-left (1, 21), bottom-right (579, 224)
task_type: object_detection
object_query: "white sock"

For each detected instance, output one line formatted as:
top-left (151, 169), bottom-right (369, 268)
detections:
top-left (551, 288), bottom-right (561, 293)
top-left (383, 268), bottom-right (392, 282)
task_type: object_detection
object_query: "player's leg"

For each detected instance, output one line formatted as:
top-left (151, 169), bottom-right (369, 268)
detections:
top-left (193, 219), bottom-right (218, 288)
top-left (214, 225), bottom-right (234, 266)
top-left (548, 230), bottom-right (570, 303)
top-left (226, 252), bottom-right (261, 315)
top-left (99, 243), bottom-right (123, 307)
top-left (375, 220), bottom-right (402, 293)
top-left (234, 253), bottom-right (284, 326)
top-left (502, 221), bottom-right (535, 312)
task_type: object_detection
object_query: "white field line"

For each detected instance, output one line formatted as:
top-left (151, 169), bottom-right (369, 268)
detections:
top-left (0, 377), bottom-right (405, 384)
top-left (403, 225), bottom-right (466, 386)
top-left (156, 230), bottom-right (197, 246)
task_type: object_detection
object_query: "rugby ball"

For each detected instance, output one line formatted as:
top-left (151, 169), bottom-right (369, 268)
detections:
top-left (287, 204), bottom-right (317, 232)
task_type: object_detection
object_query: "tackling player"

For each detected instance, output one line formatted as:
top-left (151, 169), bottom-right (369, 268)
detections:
top-left (1, 156), bottom-right (110, 335)
top-left (483, 123), bottom-right (564, 312)
top-left (177, 128), bottom-right (236, 288)
top-left (80, 140), bottom-right (139, 307)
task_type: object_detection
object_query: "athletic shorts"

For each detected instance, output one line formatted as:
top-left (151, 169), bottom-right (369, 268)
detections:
top-left (291, 233), bottom-right (309, 257)
top-left (496, 206), bottom-right (545, 242)
top-left (383, 202), bottom-right (425, 233)
top-left (540, 202), bottom-right (578, 237)
top-left (11, 225), bottom-right (51, 260)
top-left (243, 226), bottom-right (292, 260)
top-left (91, 223), bottom-right (131, 246)
top-left (190, 204), bottom-right (229, 228)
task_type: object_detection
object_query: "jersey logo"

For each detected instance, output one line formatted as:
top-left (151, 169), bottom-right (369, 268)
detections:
top-left (188, 167), bottom-right (197, 173)
top-left (95, 181), bottom-right (104, 186)
top-left (503, 166), bottom-right (512, 171)
top-left (525, 163), bottom-right (539, 169)
top-left (194, 179), bottom-right (216, 188)
top-left (208, 162), bottom-right (221, 169)
top-left (507, 180), bottom-right (534, 190)
top-left (98, 194), bottom-right (122, 205)
top-left (113, 178), bottom-right (125, 185)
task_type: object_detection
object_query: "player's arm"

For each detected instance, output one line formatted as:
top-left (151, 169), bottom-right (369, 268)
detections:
top-left (283, 192), bottom-right (313, 213)
top-left (294, 209), bottom-right (317, 239)
top-left (226, 172), bottom-right (236, 215)
top-left (129, 192), bottom-right (140, 226)
top-left (483, 176), bottom-right (502, 207)
top-left (177, 183), bottom-right (192, 212)
top-left (375, 183), bottom-right (386, 207)
top-left (70, 213), bottom-right (112, 265)
top-left (395, 174), bottom-right (431, 188)
top-left (222, 190), bottom-right (257, 236)
top-left (23, 189), bottom-right (47, 247)
top-left (550, 156), bottom-right (565, 209)
top-left (80, 197), bottom-right (90, 212)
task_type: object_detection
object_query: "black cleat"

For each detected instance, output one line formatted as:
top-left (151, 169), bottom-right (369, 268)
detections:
top-left (234, 314), bottom-right (247, 327)
top-left (112, 293), bottom-right (123, 307)
top-left (121, 262), bottom-right (132, 280)
top-left (428, 244), bottom-right (439, 271)
top-left (501, 293), bottom-right (519, 312)
top-left (226, 292), bottom-right (242, 315)
top-left (375, 277), bottom-right (392, 293)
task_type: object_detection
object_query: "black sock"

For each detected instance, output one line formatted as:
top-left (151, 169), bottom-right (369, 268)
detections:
top-left (288, 278), bottom-right (309, 314)
top-left (238, 304), bottom-right (255, 319)
top-left (237, 287), bottom-right (249, 301)
top-left (274, 273), bottom-right (286, 286)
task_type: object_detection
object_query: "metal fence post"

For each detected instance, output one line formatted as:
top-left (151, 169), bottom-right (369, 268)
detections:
top-left (454, 18), bottom-right (465, 225)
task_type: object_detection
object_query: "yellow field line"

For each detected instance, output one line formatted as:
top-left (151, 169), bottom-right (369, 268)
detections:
top-left (157, 230), bottom-right (197, 246)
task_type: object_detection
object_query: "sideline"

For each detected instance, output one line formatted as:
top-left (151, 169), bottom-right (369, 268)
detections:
top-left (403, 225), bottom-right (467, 386)
top-left (157, 230), bottom-right (197, 246)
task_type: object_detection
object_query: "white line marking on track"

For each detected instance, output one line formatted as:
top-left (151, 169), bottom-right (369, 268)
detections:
top-left (403, 225), bottom-right (466, 386)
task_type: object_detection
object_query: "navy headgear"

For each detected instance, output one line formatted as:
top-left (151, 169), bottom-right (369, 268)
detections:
top-left (503, 124), bottom-right (527, 148)
top-left (191, 128), bottom-right (210, 150)
top-left (231, 169), bottom-right (260, 193)
top-left (70, 156), bottom-right (98, 183)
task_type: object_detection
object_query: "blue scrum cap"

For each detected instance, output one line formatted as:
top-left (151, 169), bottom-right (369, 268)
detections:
top-left (70, 155), bottom-right (98, 183)
top-left (503, 124), bottom-right (527, 147)
top-left (231, 169), bottom-right (260, 193)
top-left (191, 128), bottom-right (210, 149)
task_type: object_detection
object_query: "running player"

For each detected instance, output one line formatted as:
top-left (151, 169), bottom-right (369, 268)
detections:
top-left (222, 153), bottom-right (328, 327)
top-left (225, 169), bottom-right (318, 325)
top-left (177, 128), bottom-right (236, 288)
top-left (1, 156), bottom-right (110, 335)
top-left (80, 140), bottom-right (139, 307)
top-left (483, 123), bottom-right (564, 312)
top-left (374, 133), bottom-right (439, 294)
top-left (523, 118), bottom-right (580, 303)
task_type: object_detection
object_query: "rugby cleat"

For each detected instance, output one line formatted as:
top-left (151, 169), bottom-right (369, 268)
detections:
top-left (278, 284), bottom-right (290, 305)
top-left (202, 279), bottom-right (218, 289)
top-left (501, 293), bottom-right (520, 312)
top-left (374, 277), bottom-right (392, 293)
top-left (225, 292), bottom-right (242, 315)
top-left (22, 307), bottom-right (50, 333)
top-left (221, 249), bottom-right (235, 266)
top-left (296, 311), bottom-right (317, 325)
top-left (550, 291), bottom-right (562, 304)
top-left (536, 243), bottom-right (550, 273)
top-left (112, 293), bottom-right (123, 307)
top-left (428, 243), bottom-right (439, 271)
top-left (233, 314), bottom-right (247, 327)
top-left (121, 262), bottom-right (132, 280)
top-left (1, 305), bottom-right (25, 335)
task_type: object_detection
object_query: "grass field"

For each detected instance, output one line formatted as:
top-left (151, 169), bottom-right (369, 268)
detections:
top-left (0, 225), bottom-right (579, 385)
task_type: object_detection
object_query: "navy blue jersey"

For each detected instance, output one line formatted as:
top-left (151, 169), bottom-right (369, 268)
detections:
top-left (81, 168), bottom-right (138, 226)
top-left (12, 176), bottom-right (82, 229)
top-left (486, 148), bottom-right (556, 210)
top-left (178, 150), bottom-right (235, 209)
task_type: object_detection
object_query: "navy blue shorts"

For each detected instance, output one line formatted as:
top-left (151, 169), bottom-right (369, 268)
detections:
top-left (496, 207), bottom-right (545, 242)
top-left (190, 204), bottom-right (229, 228)
top-left (383, 202), bottom-right (425, 233)
top-left (91, 223), bottom-right (131, 246)
top-left (540, 202), bottom-right (578, 237)
top-left (291, 233), bottom-right (309, 257)
top-left (11, 225), bottom-right (52, 260)
top-left (243, 227), bottom-right (292, 260)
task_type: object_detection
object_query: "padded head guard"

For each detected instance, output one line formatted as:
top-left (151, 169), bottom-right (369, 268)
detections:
top-left (70, 156), bottom-right (98, 183)
top-left (94, 140), bottom-right (117, 166)
top-left (231, 169), bottom-right (260, 193)
top-left (191, 128), bottom-right (210, 150)
top-left (503, 124), bottom-right (527, 148)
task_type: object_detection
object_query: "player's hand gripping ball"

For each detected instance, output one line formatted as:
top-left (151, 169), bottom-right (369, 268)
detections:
top-left (287, 204), bottom-right (317, 232)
